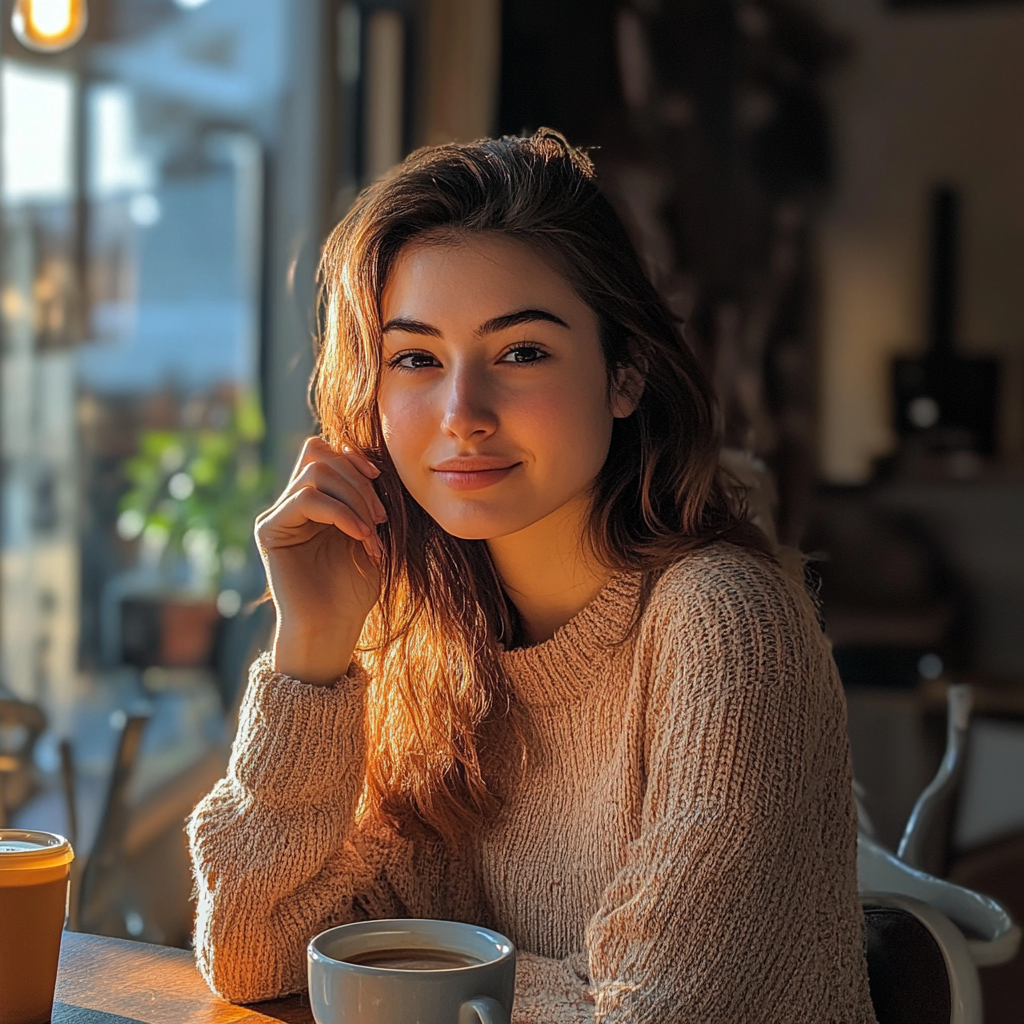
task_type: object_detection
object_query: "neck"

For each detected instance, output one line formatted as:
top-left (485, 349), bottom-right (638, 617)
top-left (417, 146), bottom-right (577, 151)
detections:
top-left (487, 492), bottom-right (610, 646)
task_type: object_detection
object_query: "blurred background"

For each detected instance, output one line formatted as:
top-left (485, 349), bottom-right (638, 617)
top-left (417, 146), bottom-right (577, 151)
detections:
top-left (0, 0), bottom-right (1021, 1016)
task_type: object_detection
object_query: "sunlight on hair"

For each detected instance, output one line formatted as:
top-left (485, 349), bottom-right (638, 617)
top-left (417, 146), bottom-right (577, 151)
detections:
top-left (315, 130), bottom-right (770, 843)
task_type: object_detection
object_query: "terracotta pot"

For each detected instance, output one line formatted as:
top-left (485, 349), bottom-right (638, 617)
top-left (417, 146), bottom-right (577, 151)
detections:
top-left (121, 598), bottom-right (221, 668)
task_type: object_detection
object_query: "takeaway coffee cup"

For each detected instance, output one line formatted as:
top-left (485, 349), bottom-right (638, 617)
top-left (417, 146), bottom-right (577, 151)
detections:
top-left (308, 918), bottom-right (515, 1024)
top-left (0, 830), bottom-right (74, 1024)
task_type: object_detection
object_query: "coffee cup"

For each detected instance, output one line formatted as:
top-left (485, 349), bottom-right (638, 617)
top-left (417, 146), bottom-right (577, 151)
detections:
top-left (0, 829), bottom-right (74, 1024)
top-left (308, 918), bottom-right (515, 1024)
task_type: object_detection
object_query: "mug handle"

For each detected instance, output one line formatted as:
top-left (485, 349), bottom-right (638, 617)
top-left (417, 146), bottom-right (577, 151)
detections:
top-left (459, 996), bottom-right (510, 1024)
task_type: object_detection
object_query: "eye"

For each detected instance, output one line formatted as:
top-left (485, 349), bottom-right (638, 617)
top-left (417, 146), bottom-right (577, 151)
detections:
top-left (499, 344), bottom-right (548, 364)
top-left (388, 350), bottom-right (441, 370)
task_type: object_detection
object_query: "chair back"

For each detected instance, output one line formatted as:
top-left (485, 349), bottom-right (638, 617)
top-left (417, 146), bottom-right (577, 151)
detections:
top-left (77, 711), bottom-right (151, 935)
top-left (216, 599), bottom-right (274, 717)
top-left (0, 698), bottom-right (47, 827)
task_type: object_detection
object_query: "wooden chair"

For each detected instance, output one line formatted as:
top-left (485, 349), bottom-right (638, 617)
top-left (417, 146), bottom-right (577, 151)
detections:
top-left (74, 711), bottom-right (152, 936)
top-left (0, 698), bottom-right (47, 828)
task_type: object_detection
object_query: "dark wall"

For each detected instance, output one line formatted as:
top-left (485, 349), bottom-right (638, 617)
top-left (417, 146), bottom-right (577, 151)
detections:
top-left (499, 0), bottom-right (621, 145)
top-left (499, 0), bottom-right (842, 545)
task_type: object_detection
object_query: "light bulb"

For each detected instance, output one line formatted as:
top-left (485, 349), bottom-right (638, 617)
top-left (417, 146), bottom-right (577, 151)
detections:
top-left (11, 0), bottom-right (88, 54)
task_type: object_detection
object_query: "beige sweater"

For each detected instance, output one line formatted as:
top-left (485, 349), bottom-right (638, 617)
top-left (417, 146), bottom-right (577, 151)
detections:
top-left (188, 543), bottom-right (878, 1023)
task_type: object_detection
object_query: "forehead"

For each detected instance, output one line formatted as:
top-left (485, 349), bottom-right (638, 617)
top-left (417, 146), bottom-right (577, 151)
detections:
top-left (381, 233), bottom-right (593, 329)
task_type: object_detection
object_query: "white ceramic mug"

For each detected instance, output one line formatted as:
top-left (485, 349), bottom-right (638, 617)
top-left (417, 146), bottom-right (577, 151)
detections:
top-left (308, 918), bottom-right (515, 1024)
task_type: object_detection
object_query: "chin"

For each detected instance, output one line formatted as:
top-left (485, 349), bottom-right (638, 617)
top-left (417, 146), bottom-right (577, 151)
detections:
top-left (426, 505), bottom-right (532, 543)
top-left (433, 518), bottom-right (515, 542)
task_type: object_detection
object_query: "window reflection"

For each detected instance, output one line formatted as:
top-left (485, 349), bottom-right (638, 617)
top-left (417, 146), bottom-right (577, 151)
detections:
top-left (2, 63), bottom-right (75, 204)
top-left (1, 0), bottom-right (290, 845)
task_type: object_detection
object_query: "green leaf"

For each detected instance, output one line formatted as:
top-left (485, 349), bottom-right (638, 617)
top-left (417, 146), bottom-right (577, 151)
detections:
top-left (236, 390), bottom-right (266, 442)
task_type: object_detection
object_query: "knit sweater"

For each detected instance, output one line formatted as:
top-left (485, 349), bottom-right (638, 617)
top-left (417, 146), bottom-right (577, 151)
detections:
top-left (187, 542), bottom-right (878, 1023)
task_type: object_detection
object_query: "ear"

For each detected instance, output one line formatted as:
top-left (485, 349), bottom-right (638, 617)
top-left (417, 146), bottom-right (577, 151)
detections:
top-left (610, 358), bottom-right (646, 419)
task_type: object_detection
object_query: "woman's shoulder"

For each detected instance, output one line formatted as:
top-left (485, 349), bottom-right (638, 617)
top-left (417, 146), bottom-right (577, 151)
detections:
top-left (649, 539), bottom-right (799, 603)
top-left (634, 543), bottom-right (839, 717)
top-left (640, 540), bottom-right (822, 654)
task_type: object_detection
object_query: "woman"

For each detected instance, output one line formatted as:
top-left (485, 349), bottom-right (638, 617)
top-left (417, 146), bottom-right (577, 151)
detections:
top-left (188, 130), bottom-right (877, 1023)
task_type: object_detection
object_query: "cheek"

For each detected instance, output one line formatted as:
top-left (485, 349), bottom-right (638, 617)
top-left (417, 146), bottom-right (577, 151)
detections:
top-left (378, 387), bottom-right (434, 464)
top-left (517, 376), bottom-right (614, 474)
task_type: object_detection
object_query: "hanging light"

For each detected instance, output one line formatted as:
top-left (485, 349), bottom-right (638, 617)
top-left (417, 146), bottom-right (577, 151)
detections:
top-left (11, 0), bottom-right (89, 54)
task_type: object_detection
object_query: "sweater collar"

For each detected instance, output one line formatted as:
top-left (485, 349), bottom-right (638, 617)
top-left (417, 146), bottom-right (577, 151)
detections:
top-left (498, 571), bottom-right (643, 706)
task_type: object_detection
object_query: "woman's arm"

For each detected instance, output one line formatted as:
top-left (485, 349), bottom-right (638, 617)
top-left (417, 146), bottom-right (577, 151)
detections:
top-left (581, 557), bottom-right (875, 1023)
top-left (190, 434), bottom-right (396, 1002)
top-left (511, 555), bottom-right (875, 1024)
top-left (510, 952), bottom-right (595, 1023)
top-left (187, 654), bottom-right (408, 1003)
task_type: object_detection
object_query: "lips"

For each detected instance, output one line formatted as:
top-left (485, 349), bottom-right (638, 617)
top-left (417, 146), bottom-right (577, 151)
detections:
top-left (431, 456), bottom-right (521, 491)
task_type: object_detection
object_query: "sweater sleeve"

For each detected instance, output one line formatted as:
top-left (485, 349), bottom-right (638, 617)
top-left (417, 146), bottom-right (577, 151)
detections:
top-left (580, 557), bottom-right (875, 1023)
top-left (187, 653), bottom-right (410, 1003)
top-left (511, 951), bottom-right (596, 1023)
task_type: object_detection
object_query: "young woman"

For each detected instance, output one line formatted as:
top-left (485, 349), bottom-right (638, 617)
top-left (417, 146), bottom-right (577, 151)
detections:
top-left (188, 130), bottom-right (877, 1023)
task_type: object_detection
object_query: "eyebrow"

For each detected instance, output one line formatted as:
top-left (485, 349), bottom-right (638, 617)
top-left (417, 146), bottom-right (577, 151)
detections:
top-left (381, 308), bottom-right (570, 338)
top-left (381, 317), bottom-right (443, 338)
top-left (477, 308), bottom-right (570, 335)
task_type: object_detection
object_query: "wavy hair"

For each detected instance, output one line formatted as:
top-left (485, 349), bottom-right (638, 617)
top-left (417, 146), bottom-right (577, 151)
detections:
top-left (313, 129), bottom-right (771, 842)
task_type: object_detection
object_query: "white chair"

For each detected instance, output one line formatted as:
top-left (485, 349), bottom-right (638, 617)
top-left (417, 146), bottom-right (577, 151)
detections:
top-left (861, 891), bottom-right (982, 1024)
top-left (859, 832), bottom-right (1021, 974)
top-left (859, 836), bottom-right (1020, 1024)
top-left (856, 682), bottom-right (1020, 1023)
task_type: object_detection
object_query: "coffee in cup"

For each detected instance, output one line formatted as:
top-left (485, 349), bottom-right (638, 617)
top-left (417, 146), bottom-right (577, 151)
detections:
top-left (0, 830), bottom-right (74, 1024)
top-left (308, 918), bottom-right (515, 1024)
top-left (339, 947), bottom-right (485, 970)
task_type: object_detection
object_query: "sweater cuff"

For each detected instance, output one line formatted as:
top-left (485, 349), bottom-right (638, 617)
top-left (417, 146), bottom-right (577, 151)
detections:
top-left (513, 952), bottom-right (594, 1024)
top-left (227, 651), bottom-right (369, 807)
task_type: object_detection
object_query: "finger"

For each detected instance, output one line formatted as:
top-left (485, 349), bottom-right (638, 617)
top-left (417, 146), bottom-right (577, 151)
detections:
top-left (339, 444), bottom-right (381, 480)
top-left (361, 534), bottom-right (383, 566)
top-left (330, 446), bottom-right (386, 520)
top-left (285, 438), bottom-right (385, 522)
top-left (289, 461), bottom-right (383, 531)
top-left (342, 531), bottom-right (382, 574)
top-left (292, 436), bottom-right (380, 484)
top-left (264, 452), bottom-right (380, 528)
top-left (286, 436), bottom-right (333, 489)
top-left (333, 455), bottom-right (387, 522)
top-left (260, 486), bottom-right (378, 549)
top-left (293, 453), bottom-right (385, 525)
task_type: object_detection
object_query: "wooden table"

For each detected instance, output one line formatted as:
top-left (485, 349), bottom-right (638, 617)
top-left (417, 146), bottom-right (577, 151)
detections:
top-left (54, 931), bottom-right (314, 1023)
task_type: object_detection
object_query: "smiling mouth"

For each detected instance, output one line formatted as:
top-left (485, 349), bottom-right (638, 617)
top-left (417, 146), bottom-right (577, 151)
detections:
top-left (431, 459), bottom-right (521, 491)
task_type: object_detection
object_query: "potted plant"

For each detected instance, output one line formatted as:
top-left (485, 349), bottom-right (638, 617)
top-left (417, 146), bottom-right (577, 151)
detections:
top-left (114, 391), bottom-right (274, 670)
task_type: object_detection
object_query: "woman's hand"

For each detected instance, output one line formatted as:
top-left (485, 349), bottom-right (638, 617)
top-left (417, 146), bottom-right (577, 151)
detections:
top-left (256, 437), bottom-right (387, 685)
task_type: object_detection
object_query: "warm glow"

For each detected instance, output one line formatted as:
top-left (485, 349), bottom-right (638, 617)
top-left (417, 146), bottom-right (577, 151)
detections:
top-left (28, 0), bottom-right (72, 36)
top-left (11, 0), bottom-right (88, 53)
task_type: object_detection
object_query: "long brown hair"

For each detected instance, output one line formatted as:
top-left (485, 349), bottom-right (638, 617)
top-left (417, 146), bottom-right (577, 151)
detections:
top-left (314, 129), bottom-right (770, 842)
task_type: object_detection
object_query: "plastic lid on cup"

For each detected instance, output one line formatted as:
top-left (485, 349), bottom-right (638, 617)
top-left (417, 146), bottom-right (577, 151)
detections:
top-left (0, 830), bottom-right (74, 876)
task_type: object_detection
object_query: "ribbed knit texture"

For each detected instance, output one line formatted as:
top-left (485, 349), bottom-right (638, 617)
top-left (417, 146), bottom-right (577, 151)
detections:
top-left (187, 542), bottom-right (878, 1023)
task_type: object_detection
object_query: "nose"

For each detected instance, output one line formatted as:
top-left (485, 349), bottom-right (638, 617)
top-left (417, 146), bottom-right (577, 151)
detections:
top-left (440, 361), bottom-right (498, 441)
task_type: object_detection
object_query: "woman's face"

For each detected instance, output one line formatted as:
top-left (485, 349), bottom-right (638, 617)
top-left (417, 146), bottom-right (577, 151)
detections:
top-left (377, 233), bottom-right (636, 541)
